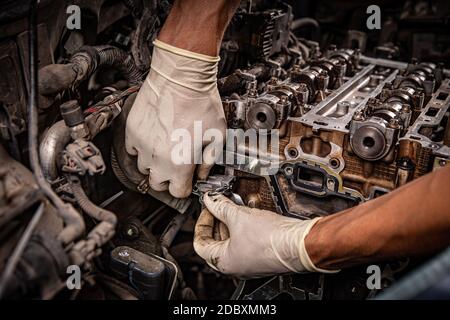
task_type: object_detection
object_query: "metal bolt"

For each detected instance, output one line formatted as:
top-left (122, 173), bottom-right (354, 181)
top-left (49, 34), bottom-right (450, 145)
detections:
top-left (247, 194), bottom-right (260, 208)
top-left (118, 250), bottom-right (130, 258)
top-left (401, 104), bottom-right (410, 113)
top-left (326, 179), bottom-right (335, 190)
top-left (353, 111), bottom-right (365, 121)
top-left (284, 166), bottom-right (294, 176)
top-left (125, 225), bottom-right (139, 239)
top-left (430, 143), bottom-right (440, 149)
top-left (389, 118), bottom-right (400, 129)
top-left (280, 95), bottom-right (289, 104)
top-left (299, 83), bottom-right (308, 90)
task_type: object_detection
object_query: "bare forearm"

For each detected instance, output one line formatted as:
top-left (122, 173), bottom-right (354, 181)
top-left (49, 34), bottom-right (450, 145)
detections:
top-left (158, 0), bottom-right (241, 56)
top-left (306, 165), bottom-right (450, 270)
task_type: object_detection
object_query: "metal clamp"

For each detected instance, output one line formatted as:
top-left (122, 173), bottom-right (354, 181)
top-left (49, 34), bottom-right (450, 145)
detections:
top-left (193, 175), bottom-right (244, 206)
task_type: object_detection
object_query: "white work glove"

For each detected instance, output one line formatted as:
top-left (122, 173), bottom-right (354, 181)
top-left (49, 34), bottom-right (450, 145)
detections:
top-left (125, 39), bottom-right (226, 198)
top-left (194, 194), bottom-right (339, 279)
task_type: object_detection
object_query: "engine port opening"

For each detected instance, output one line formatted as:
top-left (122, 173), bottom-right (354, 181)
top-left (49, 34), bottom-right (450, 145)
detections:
top-left (257, 112), bottom-right (267, 123)
top-left (426, 107), bottom-right (439, 117)
top-left (363, 136), bottom-right (375, 148)
top-left (297, 167), bottom-right (325, 189)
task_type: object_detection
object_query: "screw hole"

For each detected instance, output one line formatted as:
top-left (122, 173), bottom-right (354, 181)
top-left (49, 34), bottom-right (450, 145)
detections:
top-left (330, 158), bottom-right (340, 168)
top-left (288, 148), bottom-right (298, 158)
top-left (363, 137), bottom-right (375, 148)
top-left (257, 112), bottom-right (267, 123)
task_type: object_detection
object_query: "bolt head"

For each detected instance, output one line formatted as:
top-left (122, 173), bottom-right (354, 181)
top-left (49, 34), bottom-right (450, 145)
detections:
top-left (389, 118), bottom-right (400, 129)
top-left (326, 179), bottom-right (335, 190)
top-left (118, 250), bottom-right (130, 258)
top-left (430, 143), bottom-right (440, 149)
top-left (284, 166), bottom-right (294, 176)
top-left (353, 111), bottom-right (365, 121)
top-left (125, 225), bottom-right (140, 239)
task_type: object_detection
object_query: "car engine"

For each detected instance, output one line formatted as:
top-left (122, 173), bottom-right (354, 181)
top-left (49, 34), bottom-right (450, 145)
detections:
top-left (0, 0), bottom-right (449, 300)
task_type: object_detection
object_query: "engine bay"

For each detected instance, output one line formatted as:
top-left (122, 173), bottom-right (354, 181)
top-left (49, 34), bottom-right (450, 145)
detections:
top-left (0, 0), bottom-right (450, 300)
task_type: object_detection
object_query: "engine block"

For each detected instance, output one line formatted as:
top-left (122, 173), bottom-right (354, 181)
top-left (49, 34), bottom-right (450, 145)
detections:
top-left (221, 50), bottom-right (450, 218)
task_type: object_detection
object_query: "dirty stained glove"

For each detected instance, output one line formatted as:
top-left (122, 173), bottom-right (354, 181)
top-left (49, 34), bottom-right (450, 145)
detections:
top-left (125, 39), bottom-right (226, 198)
top-left (194, 194), bottom-right (339, 279)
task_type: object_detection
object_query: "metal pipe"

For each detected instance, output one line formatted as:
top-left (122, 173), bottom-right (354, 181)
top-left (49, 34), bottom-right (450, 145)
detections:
top-left (27, 0), bottom-right (85, 245)
top-left (360, 55), bottom-right (450, 77)
top-left (39, 120), bottom-right (71, 181)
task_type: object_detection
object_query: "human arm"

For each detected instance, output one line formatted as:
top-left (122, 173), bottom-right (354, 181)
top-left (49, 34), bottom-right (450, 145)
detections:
top-left (193, 165), bottom-right (450, 278)
top-left (125, 0), bottom-right (241, 198)
top-left (306, 164), bottom-right (450, 270)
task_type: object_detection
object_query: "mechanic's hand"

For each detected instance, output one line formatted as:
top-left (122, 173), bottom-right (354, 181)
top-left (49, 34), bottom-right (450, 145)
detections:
top-left (125, 39), bottom-right (226, 198)
top-left (194, 194), bottom-right (339, 279)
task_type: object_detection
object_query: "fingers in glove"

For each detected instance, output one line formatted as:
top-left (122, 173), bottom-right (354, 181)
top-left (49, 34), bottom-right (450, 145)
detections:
top-left (148, 169), bottom-right (169, 192)
top-left (213, 219), bottom-right (221, 241)
top-left (212, 220), bottom-right (229, 241)
top-left (125, 142), bottom-right (138, 156)
top-left (197, 146), bottom-right (214, 180)
top-left (194, 208), bottom-right (216, 247)
top-left (197, 163), bottom-right (214, 181)
top-left (124, 124), bottom-right (138, 157)
top-left (136, 150), bottom-right (151, 175)
top-left (168, 170), bottom-right (193, 198)
top-left (194, 208), bottom-right (229, 272)
top-left (218, 221), bottom-right (230, 240)
top-left (197, 133), bottom-right (224, 180)
top-left (203, 193), bottom-right (243, 225)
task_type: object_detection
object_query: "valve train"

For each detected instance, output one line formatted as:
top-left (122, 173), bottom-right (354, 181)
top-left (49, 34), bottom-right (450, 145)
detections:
top-left (0, 0), bottom-right (449, 301)
top-left (221, 48), bottom-right (449, 219)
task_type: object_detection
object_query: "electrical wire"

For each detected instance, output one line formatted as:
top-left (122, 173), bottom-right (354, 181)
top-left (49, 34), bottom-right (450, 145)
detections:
top-left (27, 0), bottom-right (84, 245)
top-left (27, 0), bottom-right (63, 211)
top-left (0, 203), bottom-right (45, 298)
top-left (0, 0), bottom-right (83, 299)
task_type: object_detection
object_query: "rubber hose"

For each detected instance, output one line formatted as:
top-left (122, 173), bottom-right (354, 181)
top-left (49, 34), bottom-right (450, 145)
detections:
top-left (28, 0), bottom-right (85, 245)
top-left (91, 45), bottom-right (145, 86)
top-left (39, 45), bottom-right (145, 96)
top-left (69, 177), bottom-right (117, 226)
